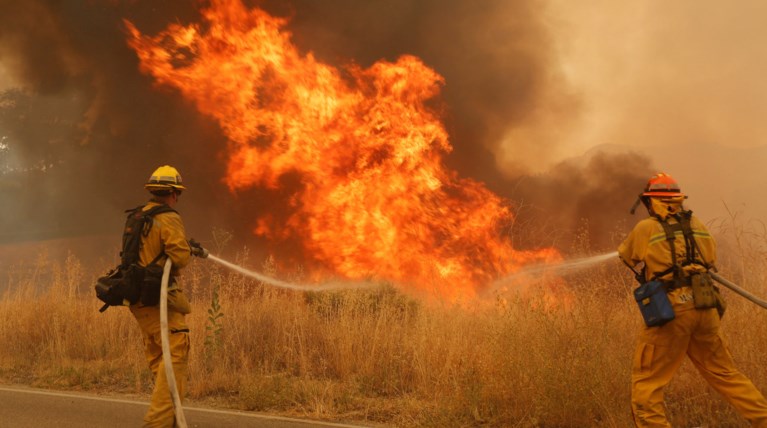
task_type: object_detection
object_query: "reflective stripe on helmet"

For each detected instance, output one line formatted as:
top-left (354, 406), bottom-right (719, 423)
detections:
top-left (647, 182), bottom-right (679, 191)
top-left (642, 172), bottom-right (682, 197)
top-left (149, 175), bottom-right (182, 185)
top-left (145, 165), bottom-right (187, 191)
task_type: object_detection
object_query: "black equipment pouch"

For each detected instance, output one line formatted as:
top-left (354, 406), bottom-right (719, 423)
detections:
top-left (140, 263), bottom-right (165, 306)
top-left (690, 272), bottom-right (717, 309)
top-left (95, 264), bottom-right (144, 312)
top-left (634, 280), bottom-right (676, 327)
top-left (95, 259), bottom-right (167, 311)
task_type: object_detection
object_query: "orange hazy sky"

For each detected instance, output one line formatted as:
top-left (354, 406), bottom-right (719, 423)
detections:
top-left (547, 0), bottom-right (767, 152)
top-left (495, 0), bottom-right (767, 222)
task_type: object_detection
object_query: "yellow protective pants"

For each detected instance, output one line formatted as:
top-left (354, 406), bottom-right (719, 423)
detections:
top-left (632, 303), bottom-right (767, 427)
top-left (131, 304), bottom-right (190, 428)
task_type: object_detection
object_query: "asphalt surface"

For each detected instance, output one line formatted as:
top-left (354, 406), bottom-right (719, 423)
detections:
top-left (0, 386), bottom-right (368, 428)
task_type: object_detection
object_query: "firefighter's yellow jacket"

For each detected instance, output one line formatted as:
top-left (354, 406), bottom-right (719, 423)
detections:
top-left (619, 197), bottom-right (715, 302)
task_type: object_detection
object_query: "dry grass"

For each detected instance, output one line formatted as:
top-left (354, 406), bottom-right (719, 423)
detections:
top-left (1, 226), bottom-right (766, 427)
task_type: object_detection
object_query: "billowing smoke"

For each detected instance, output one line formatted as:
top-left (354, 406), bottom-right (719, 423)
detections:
top-left (0, 0), bottom-right (648, 257)
top-left (507, 148), bottom-right (653, 252)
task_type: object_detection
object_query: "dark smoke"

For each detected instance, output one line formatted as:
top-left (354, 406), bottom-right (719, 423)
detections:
top-left (0, 0), bottom-right (649, 257)
top-left (0, 0), bottom-right (229, 244)
top-left (507, 147), bottom-right (654, 252)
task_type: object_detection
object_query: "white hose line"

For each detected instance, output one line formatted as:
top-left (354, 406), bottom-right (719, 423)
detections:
top-left (709, 271), bottom-right (767, 310)
top-left (160, 258), bottom-right (188, 428)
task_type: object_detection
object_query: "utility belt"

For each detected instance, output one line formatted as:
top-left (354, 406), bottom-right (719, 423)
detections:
top-left (635, 272), bottom-right (722, 327)
top-left (662, 275), bottom-right (692, 291)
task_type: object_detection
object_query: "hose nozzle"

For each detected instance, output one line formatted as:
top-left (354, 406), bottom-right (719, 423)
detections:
top-left (188, 239), bottom-right (209, 259)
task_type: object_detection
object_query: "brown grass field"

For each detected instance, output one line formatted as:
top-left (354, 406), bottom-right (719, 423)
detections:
top-left (1, 221), bottom-right (766, 427)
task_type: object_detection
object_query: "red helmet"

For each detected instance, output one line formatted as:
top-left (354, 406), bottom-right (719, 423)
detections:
top-left (642, 172), bottom-right (683, 197)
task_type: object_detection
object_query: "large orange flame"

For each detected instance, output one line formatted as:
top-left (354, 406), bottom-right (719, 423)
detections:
top-left (125, 0), bottom-right (559, 299)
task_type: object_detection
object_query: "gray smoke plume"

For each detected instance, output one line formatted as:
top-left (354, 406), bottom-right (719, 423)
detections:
top-left (0, 0), bottom-right (649, 255)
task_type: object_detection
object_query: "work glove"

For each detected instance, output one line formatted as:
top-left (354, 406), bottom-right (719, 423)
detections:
top-left (188, 238), bottom-right (209, 259)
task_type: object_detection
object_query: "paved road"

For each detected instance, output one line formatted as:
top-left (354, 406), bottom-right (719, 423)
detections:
top-left (0, 386), bottom-right (368, 428)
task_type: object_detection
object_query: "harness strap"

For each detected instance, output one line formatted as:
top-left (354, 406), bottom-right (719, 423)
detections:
top-left (136, 204), bottom-right (174, 267)
top-left (149, 251), bottom-right (166, 267)
top-left (653, 212), bottom-right (711, 289)
top-left (142, 205), bottom-right (176, 267)
top-left (677, 212), bottom-right (710, 270)
top-left (657, 220), bottom-right (680, 283)
top-left (677, 214), bottom-right (692, 263)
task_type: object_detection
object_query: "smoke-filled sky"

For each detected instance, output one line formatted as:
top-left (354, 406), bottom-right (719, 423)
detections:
top-left (0, 0), bottom-right (763, 254)
top-left (552, 1), bottom-right (767, 153)
top-left (546, 0), bottom-right (767, 224)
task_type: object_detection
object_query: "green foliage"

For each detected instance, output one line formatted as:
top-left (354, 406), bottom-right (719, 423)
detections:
top-left (204, 285), bottom-right (224, 356)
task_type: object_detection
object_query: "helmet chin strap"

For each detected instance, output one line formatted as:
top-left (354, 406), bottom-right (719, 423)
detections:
top-left (629, 195), bottom-right (644, 215)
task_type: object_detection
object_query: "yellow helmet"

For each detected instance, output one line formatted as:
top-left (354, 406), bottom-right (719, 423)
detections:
top-left (144, 165), bottom-right (187, 193)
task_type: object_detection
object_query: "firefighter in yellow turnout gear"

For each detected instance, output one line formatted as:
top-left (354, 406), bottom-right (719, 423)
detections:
top-left (130, 165), bottom-right (194, 427)
top-left (619, 173), bottom-right (767, 427)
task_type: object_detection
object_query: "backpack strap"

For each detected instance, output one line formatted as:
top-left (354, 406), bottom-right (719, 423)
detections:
top-left (148, 251), bottom-right (166, 267)
top-left (676, 211), bottom-right (710, 270)
top-left (120, 204), bottom-right (178, 268)
top-left (653, 218), bottom-right (682, 286)
top-left (140, 204), bottom-right (177, 266)
top-left (140, 204), bottom-right (178, 224)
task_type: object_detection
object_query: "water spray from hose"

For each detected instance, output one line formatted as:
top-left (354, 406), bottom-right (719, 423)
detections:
top-left (193, 239), bottom-right (767, 310)
top-left (489, 250), bottom-right (767, 310)
top-left (204, 250), bottom-right (623, 295)
top-left (206, 254), bottom-right (376, 291)
top-left (190, 239), bottom-right (371, 291)
top-left (489, 251), bottom-right (619, 292)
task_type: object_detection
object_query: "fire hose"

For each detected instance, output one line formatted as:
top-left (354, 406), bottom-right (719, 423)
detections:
top-left (160, 258), bottom-right (188, 428)
top-left (710, 271), bottom-right (767, 310)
